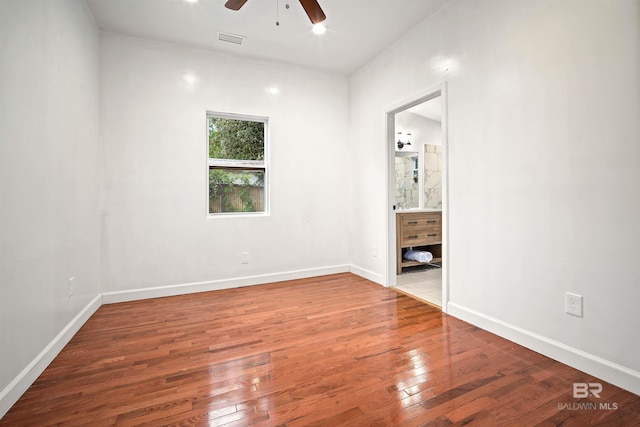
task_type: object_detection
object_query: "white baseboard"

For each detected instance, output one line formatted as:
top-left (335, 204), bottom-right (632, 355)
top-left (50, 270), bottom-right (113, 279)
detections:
top-left (447, 302), bottom-right (640, 396)
top-left (349, 264), bottom-right (386, 286)
top-left (102, 265), bottom-right (351, 304)
top-left (0, 295), bottom-right (103, 418)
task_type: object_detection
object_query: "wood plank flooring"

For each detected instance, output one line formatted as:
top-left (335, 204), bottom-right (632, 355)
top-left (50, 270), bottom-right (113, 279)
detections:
top-left (2, 273), bottom-right (639, 426)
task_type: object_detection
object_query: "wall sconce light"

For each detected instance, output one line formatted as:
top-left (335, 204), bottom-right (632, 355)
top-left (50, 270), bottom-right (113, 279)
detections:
top-left (397, 132), bottom-right (412, 149)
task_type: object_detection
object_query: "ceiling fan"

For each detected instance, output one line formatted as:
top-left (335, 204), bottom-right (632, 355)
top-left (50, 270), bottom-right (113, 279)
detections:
top-left (224, 0), bottom-right (326, 25)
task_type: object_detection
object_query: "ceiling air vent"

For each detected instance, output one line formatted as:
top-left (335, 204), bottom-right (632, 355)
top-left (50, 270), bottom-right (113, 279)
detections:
top-left (218, 32), bottom-right (245, 46)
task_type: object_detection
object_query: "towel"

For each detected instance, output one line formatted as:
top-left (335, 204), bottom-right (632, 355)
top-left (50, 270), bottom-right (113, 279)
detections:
top-left (403, 249), bottom-right (433, 264)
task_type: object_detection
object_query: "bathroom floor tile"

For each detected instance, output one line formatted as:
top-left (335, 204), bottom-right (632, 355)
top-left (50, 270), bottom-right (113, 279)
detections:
top-left (395, 266), bottom-right (442, 307)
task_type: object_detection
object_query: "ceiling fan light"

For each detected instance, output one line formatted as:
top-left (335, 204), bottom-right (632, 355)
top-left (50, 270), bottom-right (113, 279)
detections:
top-left (312, 23), bottom-right (326, 35)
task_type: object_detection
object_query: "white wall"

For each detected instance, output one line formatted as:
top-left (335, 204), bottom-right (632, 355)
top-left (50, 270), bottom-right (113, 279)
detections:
top-left (349, 0), bottom-right (640, 393)
top-left (100, 34), bottom-right (350, 296)
top-left (0, 0), bottom-right (102, 414)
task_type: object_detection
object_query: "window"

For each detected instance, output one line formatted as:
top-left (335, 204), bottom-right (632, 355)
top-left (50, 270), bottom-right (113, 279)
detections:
top-left (208, 112), bottom-right (268, 215)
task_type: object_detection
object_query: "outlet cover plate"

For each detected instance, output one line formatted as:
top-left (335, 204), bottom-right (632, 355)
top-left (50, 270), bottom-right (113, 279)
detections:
top-left (565, 292), bottom-right (583, 317)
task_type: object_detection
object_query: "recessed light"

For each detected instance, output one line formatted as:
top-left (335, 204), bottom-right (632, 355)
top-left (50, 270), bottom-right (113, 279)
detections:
top-left (184, 0), bottom-right (198, 3)
top-left (312, 23), bottom-right (326, 35)
top-left (267, 87), bottom-right (280, 95)
top-left (182, 73), bottom-right (196, 85)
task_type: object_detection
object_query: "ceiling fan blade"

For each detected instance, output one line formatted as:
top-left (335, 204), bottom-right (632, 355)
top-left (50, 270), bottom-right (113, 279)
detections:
top-left (225, 0), bottom-right (248, 11)
top-left (298, 0), bottom-right (326, 24)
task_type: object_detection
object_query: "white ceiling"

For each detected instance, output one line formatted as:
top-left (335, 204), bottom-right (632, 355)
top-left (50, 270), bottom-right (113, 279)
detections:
top-left (86, 0), bottom-right (448, 75)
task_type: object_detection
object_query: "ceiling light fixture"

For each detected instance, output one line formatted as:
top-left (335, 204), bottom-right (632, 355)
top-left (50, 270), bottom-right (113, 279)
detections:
top-left (182, 73), bottom-right (197, 86)
top-left (312, 23), bottom-right (326, 35)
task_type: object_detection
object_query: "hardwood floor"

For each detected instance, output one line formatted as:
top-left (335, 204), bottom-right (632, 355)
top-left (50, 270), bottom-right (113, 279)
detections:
top-left (2, 273), bottom-right (638, 426)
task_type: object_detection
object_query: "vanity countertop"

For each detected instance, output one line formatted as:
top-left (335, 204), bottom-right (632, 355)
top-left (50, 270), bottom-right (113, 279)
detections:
top-left (395, 208), bottom-right (442, 214)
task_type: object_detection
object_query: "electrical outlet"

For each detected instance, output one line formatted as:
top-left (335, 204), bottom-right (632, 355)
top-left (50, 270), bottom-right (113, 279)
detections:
top-left (241, 252), bottom-right (249, 264)
top-left (565, 292), bottom-right (583, 317)
top-left (372, 245), bottom-right (377, 258)
top-left (68, 277), bottom-right (75, 297)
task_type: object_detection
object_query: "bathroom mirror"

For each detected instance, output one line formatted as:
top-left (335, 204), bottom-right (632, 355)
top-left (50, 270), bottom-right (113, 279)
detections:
top-left (394, 152), bottom-right (419, 209)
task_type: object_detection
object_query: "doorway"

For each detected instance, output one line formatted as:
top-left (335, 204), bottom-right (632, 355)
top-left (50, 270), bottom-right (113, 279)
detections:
top-left (386, 85), bottom-right (448, 312)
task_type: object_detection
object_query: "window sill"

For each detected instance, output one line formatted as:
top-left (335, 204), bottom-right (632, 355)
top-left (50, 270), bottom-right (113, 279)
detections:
top-left (207, 212), bottom-right (270, 219)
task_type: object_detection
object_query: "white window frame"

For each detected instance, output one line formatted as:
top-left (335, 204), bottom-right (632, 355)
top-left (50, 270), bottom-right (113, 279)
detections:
top-left (207, 111), bottom-right (269, 217)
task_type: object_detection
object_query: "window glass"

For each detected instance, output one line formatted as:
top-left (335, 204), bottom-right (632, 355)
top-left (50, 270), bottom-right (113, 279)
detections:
top-left (208, 114), bottom-right (267, 214)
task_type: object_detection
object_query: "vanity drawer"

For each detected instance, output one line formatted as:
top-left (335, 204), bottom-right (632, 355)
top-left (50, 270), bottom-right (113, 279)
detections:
top-left (401, 214), bottom-right (441, 229)
top-left (401, 229), bottom-right (441, 246)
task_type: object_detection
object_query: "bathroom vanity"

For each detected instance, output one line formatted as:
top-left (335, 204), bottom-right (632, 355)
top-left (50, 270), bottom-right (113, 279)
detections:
top-left (396, 210), bottom-right (442, 274)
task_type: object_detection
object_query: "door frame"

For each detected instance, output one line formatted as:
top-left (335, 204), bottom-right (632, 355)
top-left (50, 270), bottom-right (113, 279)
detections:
top-left (385, 82), bottom-right (449, 313)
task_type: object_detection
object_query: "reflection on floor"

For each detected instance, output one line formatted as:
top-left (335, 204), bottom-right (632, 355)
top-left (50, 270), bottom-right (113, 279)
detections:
top-left (394, 265), bottom-right (442, 307)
